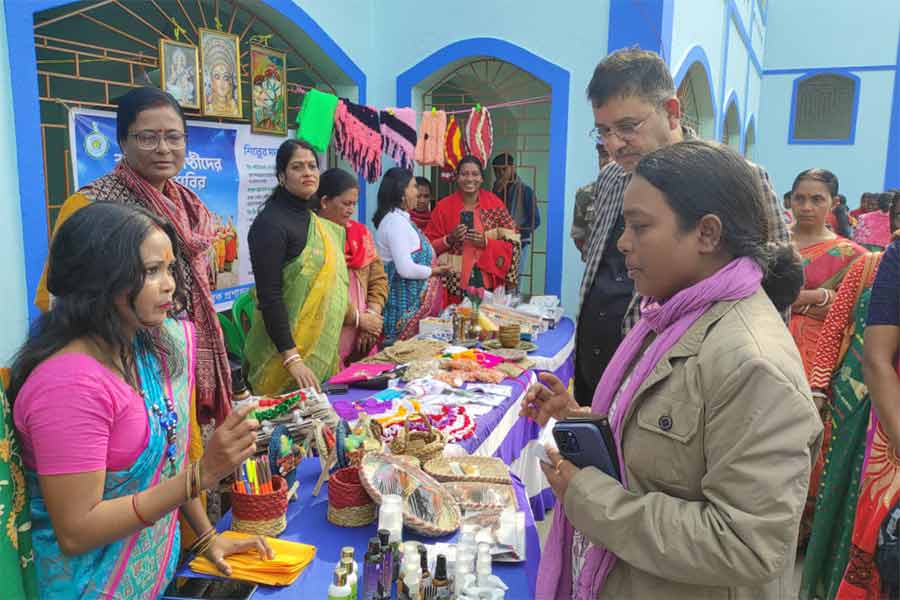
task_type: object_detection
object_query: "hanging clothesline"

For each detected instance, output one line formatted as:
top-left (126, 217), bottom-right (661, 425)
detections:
top-left (443, 95), bottom-right (550, 115)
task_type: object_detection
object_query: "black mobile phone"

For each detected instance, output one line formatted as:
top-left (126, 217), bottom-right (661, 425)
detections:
top-left (160, 576), bottom-right (257, 600)
top-left (460, 210), bottom-right (474, 229)
top-left (552, 416), bottom-right (620, 480)
top-left (320, 382), bottom-right (349, 395)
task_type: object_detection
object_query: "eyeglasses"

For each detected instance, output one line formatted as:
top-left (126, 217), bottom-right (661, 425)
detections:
top-left (590, 113), bottom-right (653, 145)
top-left (129, 131), bottom-right (187, 150)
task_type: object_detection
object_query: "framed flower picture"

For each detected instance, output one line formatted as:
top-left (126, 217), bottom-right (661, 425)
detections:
top-left (199, 28), bottom-right (242, 119)
top-left (249, 45), bottom-right (287, 135)
top-left (158, 39), bottom-right (200, 110)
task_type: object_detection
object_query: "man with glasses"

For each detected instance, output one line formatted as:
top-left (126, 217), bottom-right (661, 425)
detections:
top-left (572, 49), bottom-right (788, 406)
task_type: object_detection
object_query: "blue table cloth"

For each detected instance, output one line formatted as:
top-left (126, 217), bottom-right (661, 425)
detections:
top-left (178, 457), bottom-right (541, 597)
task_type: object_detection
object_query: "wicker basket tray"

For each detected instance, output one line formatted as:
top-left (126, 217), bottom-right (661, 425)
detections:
top-left (359, 453), bottom-right (460, 537)
top-left (424, 456), bottom-right (512, 485)
top-left (388, 413), bottom-right (446, 464)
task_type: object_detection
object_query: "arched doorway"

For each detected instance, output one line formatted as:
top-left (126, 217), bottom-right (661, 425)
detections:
top-left (422, 58), bottom-right (551, 296)
top-left (744, 118), bottom-right (756, 160)
top-left (677, 62), bottom-right (715, 139)
top-left (722, 100), bottom-right (740, 151)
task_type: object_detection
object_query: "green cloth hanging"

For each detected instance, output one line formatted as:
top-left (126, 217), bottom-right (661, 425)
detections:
top-left (295, 89), bottom-right (339, 153)
top-left (0, 382), bottom-right (38, 599)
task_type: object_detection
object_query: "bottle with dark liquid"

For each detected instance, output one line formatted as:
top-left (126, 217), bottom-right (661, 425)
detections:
top-left (431, 554), bottom-right (450, 599)
top-left (362, 537), bottom-right (383, 600)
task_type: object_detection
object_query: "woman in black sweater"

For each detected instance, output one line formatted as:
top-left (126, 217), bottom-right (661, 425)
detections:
top-left (244, 139), bottom-right (349, 394)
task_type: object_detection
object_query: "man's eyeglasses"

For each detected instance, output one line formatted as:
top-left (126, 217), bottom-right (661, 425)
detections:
top-left (590, 113), bottom-right (653, 145)
top-left (129, 131), bottom-right (187, 150)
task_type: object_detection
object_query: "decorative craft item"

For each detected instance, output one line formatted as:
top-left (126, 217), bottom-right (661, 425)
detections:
top-left (442, 482), bottom-right (517, 511)
top-left (158, 39), bottom-right (200, 109)
top-left (498, 324), bottom-right (521, 349)
top-left (200, 28), bottom-right (242, 118)
top-left (309, 419), bottom-right (337, 497)
top-left (232, 475), bottom-right (289, 536)
top-left (359, 453), bottom-right (461, 537)
top-left (249, 44), bottom-right (287, 135)
top-left (388, 413), bottom-right (446, 464)
top-left (327, 466), bottom-right (376, 527)
top-left (424, 456), bottom-right (512, 485)
top-left (267, 424), bottom-right (305, 491)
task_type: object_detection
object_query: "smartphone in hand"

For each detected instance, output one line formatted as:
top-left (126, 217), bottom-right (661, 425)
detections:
top-left (552, 416), bottom-right (620, 480)
top-left (460, 210), bottom-right (474, 229)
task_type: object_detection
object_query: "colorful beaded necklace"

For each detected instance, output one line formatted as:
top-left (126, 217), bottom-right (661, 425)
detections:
top-left (135, 346), bottom-right (179, 474)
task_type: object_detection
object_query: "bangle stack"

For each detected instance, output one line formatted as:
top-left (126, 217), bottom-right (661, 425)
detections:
top-left (282, 353), bottom-right (302, 369)
top-left (185, 461), bottom-right (204, 502)
top-left (131, 492), bottom-right (154, 528)
top-left (816, 289), bottom-right (833, 307)
top-left (190, 525), bottom-right (218, 556)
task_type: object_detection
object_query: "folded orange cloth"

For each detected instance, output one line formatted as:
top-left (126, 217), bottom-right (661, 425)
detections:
top-left (189, 531), bottom-right (316, 586)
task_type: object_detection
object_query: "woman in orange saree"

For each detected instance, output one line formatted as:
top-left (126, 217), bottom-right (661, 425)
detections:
top-left (789, 169), bottom-right (866, 545)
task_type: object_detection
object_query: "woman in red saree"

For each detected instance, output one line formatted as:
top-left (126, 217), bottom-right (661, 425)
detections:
top-left (425, 156), bottom-right (521, 304)
top-left (790, 169), bottom-right (866, 545)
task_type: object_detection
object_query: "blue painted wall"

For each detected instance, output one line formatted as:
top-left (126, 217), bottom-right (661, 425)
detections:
top-left (758, 0), bottom-right (900, 204)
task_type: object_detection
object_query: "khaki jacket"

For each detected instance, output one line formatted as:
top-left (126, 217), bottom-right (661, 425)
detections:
top-left (565, 289), bottom-right (823, 600)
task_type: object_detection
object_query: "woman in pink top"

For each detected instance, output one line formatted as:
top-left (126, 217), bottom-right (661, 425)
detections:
top-left (853, 192), bottom-right (895, 250)
top-left (8, 202), bottom-right (272, 599)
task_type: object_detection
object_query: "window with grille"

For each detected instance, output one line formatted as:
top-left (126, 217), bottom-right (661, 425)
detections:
top-left (790, 73), bottom-right (858, 143)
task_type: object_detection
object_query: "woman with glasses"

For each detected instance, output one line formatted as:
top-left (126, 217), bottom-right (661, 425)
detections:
top-left (424, 156), bottom-right (521, 304)
top-left (34, 86), bottom-right (232, 446)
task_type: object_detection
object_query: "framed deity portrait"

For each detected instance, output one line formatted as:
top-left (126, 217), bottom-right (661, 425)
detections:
top-left (249, 45), bottom-right (287, 135)
top-left (199, 28), bottom-right (242, 119)
top-left (158, 39), bottom-right (200, 110)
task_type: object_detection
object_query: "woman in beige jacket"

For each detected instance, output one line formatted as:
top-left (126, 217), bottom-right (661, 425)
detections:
top-left (523, 141), bottom-right (823, 600)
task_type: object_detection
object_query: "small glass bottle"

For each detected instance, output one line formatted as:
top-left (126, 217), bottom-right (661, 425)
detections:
top-left (431, 554), bottom-right (451, 599)
top-left (340, 556), bottom-right (358, 599)
top-left (378, 529), bottom-right (393, 598)
top-left (362, 538), bottom-right (383, 600)
top-left (328, 567), bottom-right (352, 600)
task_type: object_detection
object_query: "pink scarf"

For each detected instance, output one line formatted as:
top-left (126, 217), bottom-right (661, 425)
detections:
top-left (114, 160), bottom-right (232, 425)
top-left (536, 257), bottom-right (763, 599)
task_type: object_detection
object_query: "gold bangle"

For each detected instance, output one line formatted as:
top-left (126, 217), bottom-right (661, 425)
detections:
top-left (193, 531), bottom-right (218, 557)
top-left (189, 526), bottom-right (216, 554)
top-left (282, 354), bottom-right (302, 369)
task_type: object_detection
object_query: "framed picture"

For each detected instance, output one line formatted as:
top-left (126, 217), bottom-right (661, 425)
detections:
top-left (199, 28), bottom-right (242, 118)
top-left (158, 39), bottom-right (200, 110)
top-left (249, 45), bottom-right (287, 135)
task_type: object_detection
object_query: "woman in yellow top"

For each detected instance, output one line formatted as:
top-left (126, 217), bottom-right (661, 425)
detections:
top-left (244, 140), bottom-right (349, 395)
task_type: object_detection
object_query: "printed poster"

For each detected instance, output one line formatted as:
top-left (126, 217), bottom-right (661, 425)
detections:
top-left (69, 108), bottom-right (293, 310)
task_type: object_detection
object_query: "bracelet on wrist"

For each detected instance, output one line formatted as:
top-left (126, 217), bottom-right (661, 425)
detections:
top-left (132, 492), bottom-right (154, 528)
top-left (282, 354), bottom-right (302, 369)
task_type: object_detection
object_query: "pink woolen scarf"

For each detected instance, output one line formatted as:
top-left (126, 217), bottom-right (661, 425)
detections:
top-left (536, 257), bottom-right (763, 599)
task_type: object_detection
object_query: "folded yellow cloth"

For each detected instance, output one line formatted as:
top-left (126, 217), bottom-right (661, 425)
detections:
top-left (189, 531), bottom-right (316, 586)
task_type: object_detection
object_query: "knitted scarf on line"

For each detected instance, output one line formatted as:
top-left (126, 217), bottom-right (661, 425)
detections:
top-left (113, 160), bottom-right (232, 425)
top-left (334, 99), bottom-right (383, 183)
top-left (466, 106), bottom-right (493, 167)
top-left (441, 116), bottom-right (466, 181)
top-left (536, 257), bottom-right (764, 599)
top-left (295, 89), bottom-right (339, 153)
top-left (414, 109), bottom-right (447, 166)
top-left (380, 108), bottom-right (417, 170)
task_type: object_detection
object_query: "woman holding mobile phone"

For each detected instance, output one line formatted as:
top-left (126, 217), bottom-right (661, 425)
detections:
top-left (425, 156), bottom-right (521, 304)
top-left (521, 141), bottom-right (821, 599)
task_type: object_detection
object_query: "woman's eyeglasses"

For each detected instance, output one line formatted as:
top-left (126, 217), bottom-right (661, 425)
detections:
top-left (129, 131), bottom-right (187, 150)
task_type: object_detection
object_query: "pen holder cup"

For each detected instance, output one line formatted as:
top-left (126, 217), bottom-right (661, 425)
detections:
top-left (327, 466), bottom-right (377, 527)
top-left (231, 475), bottom-right (288, 536)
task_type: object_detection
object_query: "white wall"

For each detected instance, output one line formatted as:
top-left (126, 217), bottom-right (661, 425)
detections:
top-left (758, 0), bottom-right (900, 204)
top-left (0, 0), bottom-right (28, 365)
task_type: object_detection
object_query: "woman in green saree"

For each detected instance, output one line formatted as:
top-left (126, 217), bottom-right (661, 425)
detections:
top-left (245, 139), bottom-right (348, 395)
top-left (800, 251), bottom-right (882, 599)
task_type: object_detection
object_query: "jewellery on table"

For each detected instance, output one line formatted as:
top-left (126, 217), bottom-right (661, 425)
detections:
top-left (132, 492), bottom-right (154, 528)
top-left (253, 390), bottom-right (309, 421)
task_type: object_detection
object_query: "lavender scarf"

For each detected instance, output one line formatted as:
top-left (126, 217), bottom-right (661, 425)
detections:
top-left (536, 257), bottom-right (764, 599)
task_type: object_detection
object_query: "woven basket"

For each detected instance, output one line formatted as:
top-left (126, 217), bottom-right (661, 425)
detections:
top-left (424, 455), bottom-right (512, 485)
top-left (389, 413), bottom-right (445, 464)
top-left (232, 475), bottom-right (288, 537)
top-left (327, 466), bottom-right (376, 527)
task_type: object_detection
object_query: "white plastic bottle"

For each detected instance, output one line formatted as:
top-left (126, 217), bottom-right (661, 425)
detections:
top-left (328, 567), bottom-right (352, 600)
